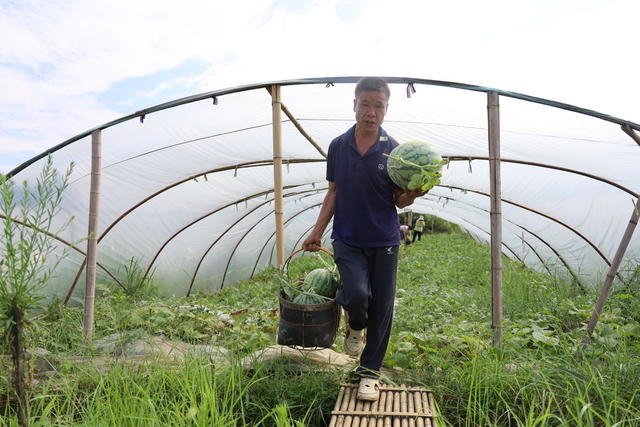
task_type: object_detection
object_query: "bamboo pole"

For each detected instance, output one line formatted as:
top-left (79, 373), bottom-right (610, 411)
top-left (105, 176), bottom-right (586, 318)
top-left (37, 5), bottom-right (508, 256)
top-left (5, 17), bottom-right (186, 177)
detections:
top-left (265, 87), bottom-right (327, 158)
top-left (622, 124), bottom-right (640, 146)
top-left (487, 91), bottom-right (503, 347)
top-left (83, 130), bottom-right (101, 342)
top-left (583, 126), bottom-right (640, 347)
top-left (271, 84), bottom-right (285, 269)
top-left (583, 196), bottom-right (640, 347)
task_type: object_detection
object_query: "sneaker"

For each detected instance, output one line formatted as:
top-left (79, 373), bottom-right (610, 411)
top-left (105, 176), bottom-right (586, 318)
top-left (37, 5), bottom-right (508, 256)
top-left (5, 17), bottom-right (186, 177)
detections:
top-left (344, 327), bottom-right (365, 357)
top-left (357, 377), bottom-right (380, 401)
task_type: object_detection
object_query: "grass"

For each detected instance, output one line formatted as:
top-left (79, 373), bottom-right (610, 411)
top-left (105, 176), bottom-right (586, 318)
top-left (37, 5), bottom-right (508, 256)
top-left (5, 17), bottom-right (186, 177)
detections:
top-left (2, 231), bottom-right (640, 425)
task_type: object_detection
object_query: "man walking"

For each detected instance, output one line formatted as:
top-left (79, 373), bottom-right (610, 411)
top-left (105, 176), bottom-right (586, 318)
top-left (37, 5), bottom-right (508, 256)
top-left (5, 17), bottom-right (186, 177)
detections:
top-left (302, 77), bottom-right (425, 401)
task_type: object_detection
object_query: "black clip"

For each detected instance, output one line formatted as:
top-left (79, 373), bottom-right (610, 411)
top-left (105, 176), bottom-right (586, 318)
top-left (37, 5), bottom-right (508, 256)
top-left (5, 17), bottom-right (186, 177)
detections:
top-left (139, 114), bottom-right (145, 123)
top-left (212, 96), bottom-right (218, 105)
top-left (406, 83), bottom-right (416, 98)
top-left (326, 82), bottom-right (334, 88)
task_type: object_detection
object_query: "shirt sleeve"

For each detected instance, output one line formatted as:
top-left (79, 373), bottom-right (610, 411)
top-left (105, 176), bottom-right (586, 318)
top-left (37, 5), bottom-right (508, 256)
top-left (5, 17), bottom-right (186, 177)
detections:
top-left (326, 137), bottom-right (338, 182)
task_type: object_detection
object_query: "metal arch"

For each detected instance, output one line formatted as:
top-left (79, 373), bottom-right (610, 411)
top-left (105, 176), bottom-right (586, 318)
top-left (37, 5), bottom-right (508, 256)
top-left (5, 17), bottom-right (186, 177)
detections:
top-left (187, 190), bottom-right (325, 295)
top-left (421, 195), bottom-right (582, 286)
top-left (249, 222), bottom-right (333, 280)
top-left (438, 184), bottom-right (616, 272)
top-left (409, 202), bottom-right (523, 264)
top-left (445, 156), bottom-right (638, 198)
top-left (46, 150), bottom-right (640, 300)
top-left (56, 150), bottom-right (635, 298)
top-left (425, 195), bottom-right (556, 278)
top-left (141, 184), bottom-right (311, 282)
top-left (0, 214), bottom-right (125, 296)
top-left (68, 122), bottom-right (279, 185)
top-left (249, 208), bottom-right (331, 278)
top-left (220, 202), bottom-right (324, 288)
top-left (186, 200), bottom-right (274, 296)
top-left (267, 206), bottom-right (325, 266)
top-left (429, 185), bottom-right (619, 285)
top-left (198, 189), bottom-right (325, 289)
top-left (8, 76), bottom-right (639, 178)
top-left (62, 158), bottom-right (325, 299)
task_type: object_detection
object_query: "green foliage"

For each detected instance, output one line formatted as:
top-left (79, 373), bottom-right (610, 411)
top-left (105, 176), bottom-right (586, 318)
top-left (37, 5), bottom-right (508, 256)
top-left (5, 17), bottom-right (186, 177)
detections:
top-left (3, 231), bottom-right (640, 425)
top-left (0, 156), bottom-right (74, 425)
top-left (115, 256), bottom-right (158, 299)
top-left (0, 157), bottom-right (74, 318)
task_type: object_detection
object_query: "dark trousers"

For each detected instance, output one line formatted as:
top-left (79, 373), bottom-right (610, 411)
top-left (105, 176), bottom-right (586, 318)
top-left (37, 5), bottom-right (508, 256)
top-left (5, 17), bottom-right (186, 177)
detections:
top-left (332, 239), bottom-right (398, 377)
top-left (412, 230), bottom-right (423, 242)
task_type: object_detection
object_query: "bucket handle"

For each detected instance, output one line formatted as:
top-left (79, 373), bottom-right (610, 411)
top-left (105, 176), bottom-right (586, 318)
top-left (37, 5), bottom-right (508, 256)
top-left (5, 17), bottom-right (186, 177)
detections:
top-left (282, 246), bottom-right (334, 280)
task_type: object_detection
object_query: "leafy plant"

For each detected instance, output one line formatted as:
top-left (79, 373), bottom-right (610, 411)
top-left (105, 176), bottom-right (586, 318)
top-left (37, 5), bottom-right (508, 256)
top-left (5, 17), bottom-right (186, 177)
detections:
top-left (0, 156), bottom-right (74, 426)
top-left (116, 256), bottom-right (158, 299)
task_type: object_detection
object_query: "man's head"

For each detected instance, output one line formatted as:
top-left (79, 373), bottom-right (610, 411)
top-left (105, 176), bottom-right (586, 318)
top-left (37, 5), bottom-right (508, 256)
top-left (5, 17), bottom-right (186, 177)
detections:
top-left (355, 77), bottom-right (391, 100)
top-left (354, 77), bottom-right (390, 134)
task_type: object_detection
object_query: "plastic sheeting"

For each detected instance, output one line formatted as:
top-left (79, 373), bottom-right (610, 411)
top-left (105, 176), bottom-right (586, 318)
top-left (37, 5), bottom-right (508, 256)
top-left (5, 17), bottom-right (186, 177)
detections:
top-left (6, 77), bottom-right (640, 300)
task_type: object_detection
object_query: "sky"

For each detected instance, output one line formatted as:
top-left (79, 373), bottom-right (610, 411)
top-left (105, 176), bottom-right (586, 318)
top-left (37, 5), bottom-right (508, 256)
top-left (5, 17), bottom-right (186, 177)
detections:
top-left (1, 0), bottom-right (639, 173)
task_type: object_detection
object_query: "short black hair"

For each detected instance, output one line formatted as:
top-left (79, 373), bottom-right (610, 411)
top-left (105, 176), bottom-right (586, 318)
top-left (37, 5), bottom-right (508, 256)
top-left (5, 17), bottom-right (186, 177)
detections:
top-left (355, 77), bottom-right (390, 100)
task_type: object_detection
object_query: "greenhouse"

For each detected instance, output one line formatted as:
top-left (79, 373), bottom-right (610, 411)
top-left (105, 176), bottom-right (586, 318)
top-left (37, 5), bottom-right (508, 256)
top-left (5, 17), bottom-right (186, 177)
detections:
top-left (7, 76), bottom-right (640, 300)
top-left (3, 75), bottom-right (640, 424)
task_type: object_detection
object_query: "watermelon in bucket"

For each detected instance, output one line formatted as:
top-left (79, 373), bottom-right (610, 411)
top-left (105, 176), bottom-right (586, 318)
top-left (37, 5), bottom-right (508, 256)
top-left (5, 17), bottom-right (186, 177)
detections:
top-left (277, 247), bottom-right (341, 348)
top-left (386, 141), bottom-right (448, 191)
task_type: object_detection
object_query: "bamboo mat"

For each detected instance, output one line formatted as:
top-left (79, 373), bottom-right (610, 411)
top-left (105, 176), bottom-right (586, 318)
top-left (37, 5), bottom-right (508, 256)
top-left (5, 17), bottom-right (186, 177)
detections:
top-left (329, 383), bottom-right (437, 427)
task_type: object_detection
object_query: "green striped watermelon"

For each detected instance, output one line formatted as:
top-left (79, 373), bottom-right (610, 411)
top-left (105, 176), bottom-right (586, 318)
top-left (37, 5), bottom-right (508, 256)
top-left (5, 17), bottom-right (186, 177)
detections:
top-left (302, 268), bottom-right (339, 298)
top-left (292, 292), bottom-right (325, 305)
top-left (387, 141), bottom-right (446, 191)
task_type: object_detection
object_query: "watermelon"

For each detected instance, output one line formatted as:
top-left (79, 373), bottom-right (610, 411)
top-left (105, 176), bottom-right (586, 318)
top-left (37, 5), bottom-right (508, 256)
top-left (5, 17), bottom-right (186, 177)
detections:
top-left (302, 268), bottom-right (339, 298)
top-left (292, 292), bottom-right (325, 305)
top-left (386, 141), bottom-right (447, 191)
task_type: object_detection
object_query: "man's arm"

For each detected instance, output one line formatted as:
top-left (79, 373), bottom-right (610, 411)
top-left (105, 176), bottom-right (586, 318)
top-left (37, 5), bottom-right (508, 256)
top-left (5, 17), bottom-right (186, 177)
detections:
top-left (394, 188), bottom-right (428, 209)
top-left (302, 181), bottom-right (336, 251)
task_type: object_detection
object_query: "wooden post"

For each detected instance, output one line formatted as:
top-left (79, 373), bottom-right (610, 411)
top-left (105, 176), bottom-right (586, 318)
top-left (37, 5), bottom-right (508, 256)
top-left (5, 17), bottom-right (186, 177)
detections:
top-left (271, 85), bottom-right (285, 269)
top-left (621, 124), bottom-right (640, 146)
top-left (583, 203), bottom-right (640, 348)
top-left (583, 126), bottom-right (640, 348)
top-left (83, 130), bottom-right (101, 342)
top-left (487, 91), bottom-right (503, 347)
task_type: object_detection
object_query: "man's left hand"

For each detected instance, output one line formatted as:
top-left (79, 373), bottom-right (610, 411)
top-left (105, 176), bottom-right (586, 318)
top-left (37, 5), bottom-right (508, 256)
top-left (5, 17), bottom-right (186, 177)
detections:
top-left (395, 187), bottom-right (429, 208)
top-left (403, 188), bottom-right (428, 199)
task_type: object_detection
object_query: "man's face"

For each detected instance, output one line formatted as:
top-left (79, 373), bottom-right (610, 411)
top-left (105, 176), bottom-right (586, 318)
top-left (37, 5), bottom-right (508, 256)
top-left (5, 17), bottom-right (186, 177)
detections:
top-left (354, 90), bottom-right (388, 133)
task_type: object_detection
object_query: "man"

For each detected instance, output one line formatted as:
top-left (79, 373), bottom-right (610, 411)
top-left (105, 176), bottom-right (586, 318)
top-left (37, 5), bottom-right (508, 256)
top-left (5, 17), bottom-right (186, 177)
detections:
top-left (302, 77), bottom-right (425, 401)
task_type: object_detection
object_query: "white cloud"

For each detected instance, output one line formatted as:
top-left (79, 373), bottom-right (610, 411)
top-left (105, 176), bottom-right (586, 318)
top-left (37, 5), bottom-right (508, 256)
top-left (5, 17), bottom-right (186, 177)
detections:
top-left (1, 0), bottom-right (639, 172)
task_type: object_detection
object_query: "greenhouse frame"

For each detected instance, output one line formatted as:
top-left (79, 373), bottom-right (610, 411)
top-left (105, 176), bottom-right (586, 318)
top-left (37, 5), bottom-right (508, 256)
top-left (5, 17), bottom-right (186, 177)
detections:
top-left (5, 76), bottom-right (640, 343)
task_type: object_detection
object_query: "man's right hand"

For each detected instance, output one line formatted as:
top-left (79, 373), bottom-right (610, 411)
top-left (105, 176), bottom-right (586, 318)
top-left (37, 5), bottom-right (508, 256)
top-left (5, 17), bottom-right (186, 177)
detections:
top-left (302, 232), bottom-right (322, 252)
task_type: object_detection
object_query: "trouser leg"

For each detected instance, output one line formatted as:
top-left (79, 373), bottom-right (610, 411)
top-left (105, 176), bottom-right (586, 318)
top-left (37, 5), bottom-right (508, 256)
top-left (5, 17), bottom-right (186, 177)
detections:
top-left (333, 240), bottom-right (370, 330)
top-left (333, 240), bottom-right (398, 377)
top-left (358, 245), bottom-right (398, 377)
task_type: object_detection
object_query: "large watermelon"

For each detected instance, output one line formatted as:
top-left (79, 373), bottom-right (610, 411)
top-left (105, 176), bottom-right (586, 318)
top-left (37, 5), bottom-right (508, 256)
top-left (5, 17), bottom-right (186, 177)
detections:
top-left (387, 141), bottom-right (446, 191)
top-left (292, 292), bottom-right (325, 305)
top-left (302, 268), bottom-right (339, 298)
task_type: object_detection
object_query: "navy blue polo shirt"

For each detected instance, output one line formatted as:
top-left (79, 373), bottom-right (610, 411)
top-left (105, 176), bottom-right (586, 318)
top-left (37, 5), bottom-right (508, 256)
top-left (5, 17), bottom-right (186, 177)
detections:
top-left (327, 125), bottom-right (401, 247)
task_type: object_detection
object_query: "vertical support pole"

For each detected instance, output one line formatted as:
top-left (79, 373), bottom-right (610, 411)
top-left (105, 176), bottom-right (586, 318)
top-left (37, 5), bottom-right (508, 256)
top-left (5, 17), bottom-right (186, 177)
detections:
top-left (583, 198), bottom-right (640, 348)
top-left (487, 91), bottom-right (503, 347)
top-left (83, 129), bottom-right (101, 342)
top-left (271, 84), bottom-right (285, 269)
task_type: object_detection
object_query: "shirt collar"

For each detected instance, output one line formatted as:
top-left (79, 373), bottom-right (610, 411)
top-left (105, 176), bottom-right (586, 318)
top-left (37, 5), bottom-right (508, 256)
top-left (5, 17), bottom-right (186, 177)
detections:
top-left (347, 125), bottom-right (389, 154)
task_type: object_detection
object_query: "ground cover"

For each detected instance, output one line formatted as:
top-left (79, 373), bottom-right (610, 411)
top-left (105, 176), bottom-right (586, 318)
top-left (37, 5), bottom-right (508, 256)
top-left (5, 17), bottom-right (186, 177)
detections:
top-left (1, 231), bottom-right (639, 426)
